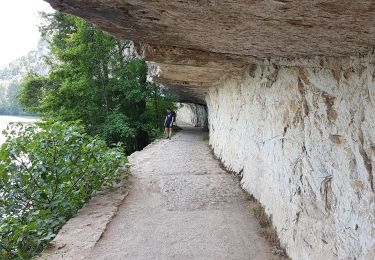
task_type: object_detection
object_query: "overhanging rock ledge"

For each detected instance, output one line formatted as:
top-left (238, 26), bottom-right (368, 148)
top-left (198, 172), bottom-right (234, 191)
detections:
top-left (43, 0), bottom-right (375, 103)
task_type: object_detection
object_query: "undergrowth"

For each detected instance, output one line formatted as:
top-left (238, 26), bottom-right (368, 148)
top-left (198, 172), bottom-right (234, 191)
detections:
top-left (203, 132), bottom-right (209, 142)
top-left (253, 203), bottom-right (272, 228)
top-left (246, 194), bottom-right (290, 259)
top-left (0, 121), bottom-right (126, 259)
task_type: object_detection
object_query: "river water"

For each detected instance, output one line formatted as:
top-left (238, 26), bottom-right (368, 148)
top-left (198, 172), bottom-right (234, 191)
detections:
top-left (0, 115), bottom-right (40, 145)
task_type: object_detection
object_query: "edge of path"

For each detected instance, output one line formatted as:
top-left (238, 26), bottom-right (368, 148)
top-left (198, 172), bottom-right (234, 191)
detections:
top-left (36, 138), bottom-right (162, 260)
top-left (36, 131), bottom-right (289, 259)
top-left (36, 183), bottom-right (129, 260)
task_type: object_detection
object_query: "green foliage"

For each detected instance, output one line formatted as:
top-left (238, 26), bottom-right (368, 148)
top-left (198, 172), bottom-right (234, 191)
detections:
top-left (0, 120), bottom-right (125, 259)
top-left (203, 132), bottom-right (209, 142)
top-left (142, 84), bottom-right (177, 139)
top-left (100, 111), bottom-right (136, 148)
top-left (19, 12), bottom-right (175, 153)
top-left (18, 73), bottom-right (51, 114)
top-left (1, 11), bottom-right (176, 260)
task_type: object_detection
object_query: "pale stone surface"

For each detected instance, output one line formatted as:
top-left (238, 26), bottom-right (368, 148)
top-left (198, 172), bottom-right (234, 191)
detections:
top-left (37, 184), bottom-right (128, 260)
top-left (86, 128), bottom-right (279, 260)
top-left (176, 102), bottom-right (208, 128)
top-left (43, 0), bottom-right (375, 102)
top-left (206, 55), bottom-right (375, 260)
top-left (43, 0), bottom-right (375, 58)
top-left (38, 130), bottom-right (280, 260)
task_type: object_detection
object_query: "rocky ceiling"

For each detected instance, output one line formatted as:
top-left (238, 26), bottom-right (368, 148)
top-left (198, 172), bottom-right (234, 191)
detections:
top-left (43, 0), bottom-right (375, 104)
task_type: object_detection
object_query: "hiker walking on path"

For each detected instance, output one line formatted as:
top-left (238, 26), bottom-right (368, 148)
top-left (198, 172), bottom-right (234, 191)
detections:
top-left (164, 108), bottom-right (173, 139)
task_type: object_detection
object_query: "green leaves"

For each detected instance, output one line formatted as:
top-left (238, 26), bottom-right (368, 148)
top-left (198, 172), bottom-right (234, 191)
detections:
top-left (18, 73), bottom-right (51, 114)
top-left (2, 10), bottom-right (178, 260)
top-left (31, 12), bottom-right (176, 153)
top-left (0, 120), bottom-right (125, 259)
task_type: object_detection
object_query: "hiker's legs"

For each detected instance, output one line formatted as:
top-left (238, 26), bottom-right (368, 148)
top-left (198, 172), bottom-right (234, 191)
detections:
top-left (169, 127), bottom-right (173, 138)
top-left (165, 127), bottom-right (169, 138)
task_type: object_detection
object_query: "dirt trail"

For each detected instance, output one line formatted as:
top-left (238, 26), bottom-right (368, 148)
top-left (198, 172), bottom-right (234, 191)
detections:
top-left (86, 127), bottom-right (278, 260)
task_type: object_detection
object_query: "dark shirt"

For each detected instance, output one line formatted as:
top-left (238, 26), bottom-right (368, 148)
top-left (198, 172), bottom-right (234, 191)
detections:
top-left (165, 112), bottom-right (172, 125)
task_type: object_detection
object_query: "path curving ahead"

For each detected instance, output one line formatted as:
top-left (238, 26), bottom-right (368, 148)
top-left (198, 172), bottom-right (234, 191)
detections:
top-left (87, 127), bottom-right (278, 260)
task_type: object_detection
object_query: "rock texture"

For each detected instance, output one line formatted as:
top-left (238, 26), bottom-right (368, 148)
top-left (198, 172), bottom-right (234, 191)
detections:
top-left (206, 55), bottom-right (375, 260)
top-left (87, 128), bottom-right (279, 260)
top-left (37, 184), bottom-right (128, 260)
top-left (176, 103), bottom-right (208, 128)
top-left (43, 0), bottom-right (375, 102)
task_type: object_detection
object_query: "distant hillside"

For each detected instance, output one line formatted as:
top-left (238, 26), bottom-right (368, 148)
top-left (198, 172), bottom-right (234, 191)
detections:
top-left (0, 41), bottom-right (50, 115)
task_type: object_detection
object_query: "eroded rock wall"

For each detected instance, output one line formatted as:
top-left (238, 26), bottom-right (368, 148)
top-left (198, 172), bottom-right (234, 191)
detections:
top-left (43, 0), bottom-right (375, 103)
top-left (206, 55), bottom-right (375, 260)
top-left (176, 103), bottom-right (208, 128)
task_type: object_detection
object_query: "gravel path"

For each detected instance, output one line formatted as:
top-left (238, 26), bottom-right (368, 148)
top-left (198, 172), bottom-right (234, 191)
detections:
top-left (87, 127), bottom-right (278, 260)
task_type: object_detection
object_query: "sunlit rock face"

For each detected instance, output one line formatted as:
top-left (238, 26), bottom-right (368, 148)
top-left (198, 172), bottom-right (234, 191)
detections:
top-left (176, 103), bottom-right (207, 128)
top-left (206, 55), bottom-right (375, 259)
top-left (43, 0), bottom-right (375, 102)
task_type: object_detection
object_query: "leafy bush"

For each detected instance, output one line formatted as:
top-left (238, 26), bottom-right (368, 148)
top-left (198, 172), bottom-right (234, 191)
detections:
top-left (202, 132), bottom-right (209, 142)
top-left (100, 111), bottom-right (136, 147)
top-left (0, 120), bottom-right (125, 259)
top-left (19, 13), bottom-right (177, 154)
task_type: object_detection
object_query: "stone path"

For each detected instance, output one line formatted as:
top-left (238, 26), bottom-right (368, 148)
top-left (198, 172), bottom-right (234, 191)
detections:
top-left (85, 127), bottom-right (278, 260)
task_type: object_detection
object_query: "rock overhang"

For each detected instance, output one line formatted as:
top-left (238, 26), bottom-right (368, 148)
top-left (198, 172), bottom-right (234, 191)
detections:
top-left (43, 0), bottom-right (375, 103)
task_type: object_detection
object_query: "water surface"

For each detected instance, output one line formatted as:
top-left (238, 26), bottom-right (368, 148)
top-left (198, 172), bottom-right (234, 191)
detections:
top-left (0, 115), bottom-right (40, 145)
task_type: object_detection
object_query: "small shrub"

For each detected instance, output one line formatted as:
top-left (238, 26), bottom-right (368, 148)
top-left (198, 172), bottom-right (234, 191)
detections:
top-left (250, 199), bottom-right (290, 259)
top-left (100, 111), bottom-right (136, 148)
top-left (0, 120), bottom-right (125, 259)
top-left (203, 132), bottom-right (209, 142)
top-left (252, 203), bottom-right (271, 228)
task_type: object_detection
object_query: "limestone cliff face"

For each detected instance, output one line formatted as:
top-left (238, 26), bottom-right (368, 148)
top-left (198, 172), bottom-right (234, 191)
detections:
top-left (43, 0), bottom-right (375, 103)
top-left (175, 103), bottom-right (208, 128)
top-left (207, 55), bottom-right (375, 259)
